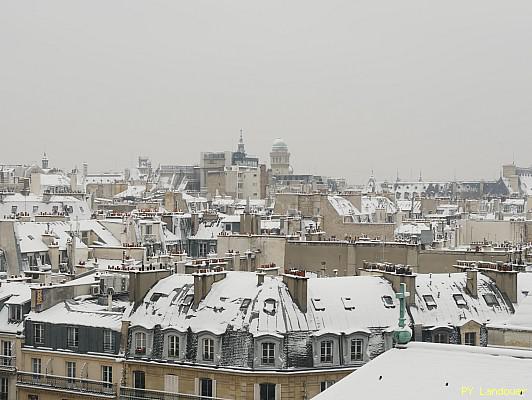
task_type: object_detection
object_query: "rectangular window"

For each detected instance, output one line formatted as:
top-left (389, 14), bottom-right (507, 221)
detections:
top-left (133, 371), bottom-right (145, 389)
top-left (350, 339), bottom-right (363, 361)
top-left (135, 332), bottom-right (146, 354)
top-left (200, 378), bottom-right (213, 397)
top-left (168, 335), bottom-right (179, 358)
top-left (102, 366), bottom-right (113, 388)
top-left (164, 375), bottom-right (179, 393)
top-left (66, 361), bottom-right (76, 382)
top-left (465, 332), bottom-right (476, 346)
top-left (259, 383), bottom-right (276, 400)
top-left (203, 338), bottom-right (214, 361)
top-left (320, 381), bottom-right (335, 392)
top-left (1, 341), bottom-right (11, 367)
top-left (261, 342), bottom-right (275, 365)
top-left (0, 377), bottom-right (7, 398)
top-left (33, 324), bottom-right (44, 345)
top-left (9, 305), bottom-right (22, 321)
top-left (32, 358), bottom-right (41, 375)
top-left (67, 327), bottom-right (79, 348)
top-left (320, 340), bottom-right (333, 363)
top-left (103, 329), bottom-right (115, 352)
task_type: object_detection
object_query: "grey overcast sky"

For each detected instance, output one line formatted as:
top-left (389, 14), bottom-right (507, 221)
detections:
top-left (1, 1), bottom-right (531, 184)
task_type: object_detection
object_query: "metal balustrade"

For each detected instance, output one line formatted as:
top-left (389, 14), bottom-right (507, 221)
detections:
top-left (17, 372), bottom-right (116, 397)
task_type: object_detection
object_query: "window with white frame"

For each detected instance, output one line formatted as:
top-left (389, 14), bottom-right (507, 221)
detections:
top-left (9, 305), bottom-right (22, 322)
top-left (320, 340), bottom-right (333, 363)
top-left (32, 358), bottom-right (41, 375)
top-left (103, 329), bottom-right (115, 352)
top-left (33, 323), bottom-right (44, 344)
top-left (1, 340), bottom-right (11, 367)
top-left (168, 335), bottom-right (179, 358)
top-left (202, 338), bottom-right (214, 361)
top-left (67, 326), bottom-right (79, 348)
top-left (102, 365), bottom-right (113, 387)
top-left (66, 361), bottom-right (76, 381)
top-left (261, 342), bottom-right (275, 365)
top-left (350, 338), bottom-right (363, 361)
top-left (135, 332), bottom-right (146, 354)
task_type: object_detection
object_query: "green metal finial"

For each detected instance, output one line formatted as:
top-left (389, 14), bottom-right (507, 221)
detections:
top-left (393, 283), bottom-right (412, 345)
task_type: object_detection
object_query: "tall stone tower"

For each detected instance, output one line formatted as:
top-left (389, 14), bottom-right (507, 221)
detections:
top-left (270, 138), bottom-right (291, 175)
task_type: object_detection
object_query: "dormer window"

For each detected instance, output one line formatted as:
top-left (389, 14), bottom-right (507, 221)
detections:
top-left (135, 332), bottom-right (146, 355)
top-left (8, 305), bottom-right (22, 322)
top-left (168, 335), bottom-right (179, 358)
top-left (350, 339), bottom-right (363, 361)
top-left (261, 342), bottom-right (275, 365)
top-left (320, 340), bottom-right (333, 363)
top-left (203, 338), bottom-right (214, 361)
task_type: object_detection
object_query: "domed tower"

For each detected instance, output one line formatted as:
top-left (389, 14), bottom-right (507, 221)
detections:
top-left (270, 138), bottom-right (291, 175)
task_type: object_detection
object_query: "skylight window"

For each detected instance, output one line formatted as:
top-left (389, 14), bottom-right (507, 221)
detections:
top-left (382, 296), bottom-right (395, 308)
top-left (341, 297), bottom-right (355, 310)
top-left (150, 293), bottom-right (165, 302)
top-left (240, 298), bottom-right (251, 311)
top-left (312, 298), bottom-right (325, 311)
top-left (423, 295), bottom-right (437, 308)
top-left (453, 294), bottom-right (467, 307)
top-left (483, 293), bottom-right (499, 307)
top-left (181, 294), bottom-right (194, 307)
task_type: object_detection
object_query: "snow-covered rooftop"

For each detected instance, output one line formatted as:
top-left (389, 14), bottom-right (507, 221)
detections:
top-left (314, 342), bottom-right (532, 400)
top-left (409, 272), bottom-right (514, 328)
top-left (128, 272), bottom-right (400, 337)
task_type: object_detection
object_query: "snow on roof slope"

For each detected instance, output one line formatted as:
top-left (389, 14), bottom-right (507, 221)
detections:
top-left (313, 342), bottom-right (532, 400)
top-left (26, 297), bottom-right (128, 331)
top-left (128, 272), bottom-right (401, 337)
top-left (190, 222), bottom-right (223, 240)
top-left (409, 273), bottom-right (513, 328)
top-left (39, 173), bottom-right (70, 187)
top-left (361, 196), bottom-right (397, 215)
top-left (327, 196), bottom-right (360, 216)
top-left (16, 220), bottom-right (120, 253)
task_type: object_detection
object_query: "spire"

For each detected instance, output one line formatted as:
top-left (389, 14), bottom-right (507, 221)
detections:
top-left (237, 128), bottom-right (245, 154)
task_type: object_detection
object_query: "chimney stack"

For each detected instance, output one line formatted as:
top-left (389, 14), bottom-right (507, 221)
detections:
top-left (466, 268), bottom-right (478, 298)
top-left (283, 269), bottom-right (308, 313)
top-left (193, 268), bottom-right (227, 307)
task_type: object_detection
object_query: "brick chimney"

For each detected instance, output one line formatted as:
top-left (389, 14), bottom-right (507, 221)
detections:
top-left (283, 269), bottom-right (308, 313)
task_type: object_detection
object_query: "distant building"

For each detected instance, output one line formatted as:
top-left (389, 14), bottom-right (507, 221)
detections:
top-left (270, 138), bottom-right (291, 176)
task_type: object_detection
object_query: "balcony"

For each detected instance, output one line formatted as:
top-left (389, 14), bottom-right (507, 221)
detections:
top-left (120, 387), bottom-right (229, 400)
top-left (17, 372), bottom-right (117, 398)
top-left (0, 355), bottom-right (16, 373)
